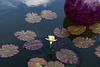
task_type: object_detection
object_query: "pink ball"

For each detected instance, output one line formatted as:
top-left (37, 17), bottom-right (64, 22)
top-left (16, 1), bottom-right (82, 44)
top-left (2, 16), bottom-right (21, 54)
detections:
top-left (64, 0), bottom-right (100, 25)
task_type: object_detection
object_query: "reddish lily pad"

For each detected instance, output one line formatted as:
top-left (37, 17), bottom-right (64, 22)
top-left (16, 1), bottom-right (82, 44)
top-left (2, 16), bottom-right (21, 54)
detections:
top-left (52, 40), bottom-right (61, 49)
top-left (72, 37), bottom-right (96, 48)
top-left (0, 44), bottom-right (19, 58)
top-left (28, 58), bottom-right (47, 67)
top-left (41, 10), bottom-right (57, 20)
top-left (54, 27), bottom-right (70, 38)
top-left (14, 30), bottom-right (37, 41)
top-left (23, 40), bottom-right (43, 50)
top-left (56, 49), bottom-right (78, 64)
top-left (25, 12), bottom-right (42, 23)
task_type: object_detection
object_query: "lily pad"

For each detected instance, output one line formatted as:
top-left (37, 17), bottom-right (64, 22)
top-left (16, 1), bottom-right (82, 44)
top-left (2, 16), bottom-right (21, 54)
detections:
top-left (14, 30), bottom-right (37, 41)
top-left (95, 46), bottom-right (100, 51)
top-left (41, 10), bottom-right (57, 20)
top-left (44, 61), bottom-right (65, 67)
top-left (54, 27), bottom-right (70, 38)
top-left (56, 49), bottom-right (78, 64)
top-left (0, 44), bottom-right (19, 58)
top-left (72, 37), bottom-right (96, 48)
top-left (25, 12), bottom-right (42, 23)
top-left (28, 58), bottom-right (47, 67)
top-left (94, 51), bottom-right (100, 58)
top-left (52, 40), bottom-right (61, 49)
top-left (67, 25), bottom-right (86, 35)
top-left (89, 23), bottom-right (100, 34)
top-left (23, 40), bottom-right (43, 50)
top-left (94, 46), bottom-right (100, 58)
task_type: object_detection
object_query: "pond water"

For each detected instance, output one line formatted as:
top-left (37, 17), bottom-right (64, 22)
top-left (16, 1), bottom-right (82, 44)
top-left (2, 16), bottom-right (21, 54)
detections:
top-left (0, 0), bottom-right (100, 67)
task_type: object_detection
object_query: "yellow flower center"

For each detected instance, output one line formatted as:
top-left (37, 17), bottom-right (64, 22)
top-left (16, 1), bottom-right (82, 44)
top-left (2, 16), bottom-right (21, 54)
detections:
top-left (49, 36), bottom-right (55, 40)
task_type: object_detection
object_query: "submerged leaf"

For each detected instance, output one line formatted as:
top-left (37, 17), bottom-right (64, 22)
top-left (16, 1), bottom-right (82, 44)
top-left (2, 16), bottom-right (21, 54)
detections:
top-left (23, 40), bottom-right (43, 50)
top-left (56, 49), bottom-right (78, 64)
top-left (67, 25), bottom-right (86, 35)
top-left (41, 10), bottom-right (57, 20)
top-left (25, 12), bottom-right (42, 23)
top-left (72, 37), bottom-right (96, 48)
top-left (52, 40), bottom-right (61, 49)
top-left (14, 30), bottom-right (37, 41)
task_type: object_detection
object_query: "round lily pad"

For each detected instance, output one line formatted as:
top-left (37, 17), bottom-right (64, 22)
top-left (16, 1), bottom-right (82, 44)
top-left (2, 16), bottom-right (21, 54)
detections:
top-left (28, 58), bottom-right (47, 67)
top-left (25, 12), bottom-right (42, 23)
top-left (54, 27), bottom-right (70, 38)
top-left (72, 37), bottom-right (96, 48)
top-left (14, 30), bottom-right (37, 41)
top-left (0, 44), bottom-right (19, 58)
top-left (67, 25), bottom-right (86, 35)
top-left (56, 49), bottom-right (78, 64)
top-left (23, 40), bottom-right (43, 50)
top-left (41, 10), bottom-right (57, 20)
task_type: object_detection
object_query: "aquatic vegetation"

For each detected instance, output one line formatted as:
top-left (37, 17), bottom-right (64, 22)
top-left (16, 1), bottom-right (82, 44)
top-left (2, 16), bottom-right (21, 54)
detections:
top-left (52, 40), bottom-right (61, 49)
top-left (72, 37), bottom-right (96, 48)
top-left (23, 40), bottom-right (43, 50)
top-left (14, 30), bottom-right (37, 41)
top-left (94, 51), bottom-right (100, 58)
top-left (89, 23), bottom-right (100, 34)
top-left (28, 58), bottom-right (47, 67)
top-left (54, 27), bottom-right (70, 38)
top-left (56, 49), bottom-right (78, 64)
top-left (25, 12), bottom-right (42, 23)
top-left (41, 10), bottom-right (57, 20)
top-left (67, 25), bottom-right (86, 35)
top-left (0, 44), bottom-right (19, 58)
top-left (44, 61), bottom-right (65, 67)
top-left (95, 46), bottom-right (100, 51)
top-left (45, 35), bottom-right (57, 45)
top-left (94, 46), bottom-right (100, 58)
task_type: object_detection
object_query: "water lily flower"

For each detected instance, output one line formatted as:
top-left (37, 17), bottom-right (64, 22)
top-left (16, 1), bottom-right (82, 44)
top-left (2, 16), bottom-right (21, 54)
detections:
top-left (45, 35), bottom-right (57, 48)
top-left (45, 35), bottom-right (57, 44)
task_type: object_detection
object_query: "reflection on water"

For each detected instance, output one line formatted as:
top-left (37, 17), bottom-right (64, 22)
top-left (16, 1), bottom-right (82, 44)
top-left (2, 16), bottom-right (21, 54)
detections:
top-left (63, 17), bottom-right (98, 40)
top-left (0, 0), bottom-right (55, 9)
top-left (17, 0), bottom-right (55, 7)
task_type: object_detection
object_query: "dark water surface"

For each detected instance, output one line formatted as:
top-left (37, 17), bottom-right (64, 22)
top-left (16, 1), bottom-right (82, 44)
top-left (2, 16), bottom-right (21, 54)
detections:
top-left (0, 0), bottom-right (100, 67)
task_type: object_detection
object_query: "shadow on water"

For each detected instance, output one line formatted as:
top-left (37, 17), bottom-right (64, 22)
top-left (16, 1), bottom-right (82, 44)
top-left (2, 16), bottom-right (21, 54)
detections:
top-left (63, 17), bottom-right (98, 40)
top-left (63, 16), bottom-right (99, 67)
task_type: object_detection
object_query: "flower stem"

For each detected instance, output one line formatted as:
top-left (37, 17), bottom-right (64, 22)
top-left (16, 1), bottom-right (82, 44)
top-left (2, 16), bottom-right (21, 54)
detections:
top-left (50, 44), bottom-right (52, 48)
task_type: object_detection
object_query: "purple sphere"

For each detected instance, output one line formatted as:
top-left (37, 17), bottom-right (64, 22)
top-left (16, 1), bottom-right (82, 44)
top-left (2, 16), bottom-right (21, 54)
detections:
top-left (64, 0), bottom-right (100, 25)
